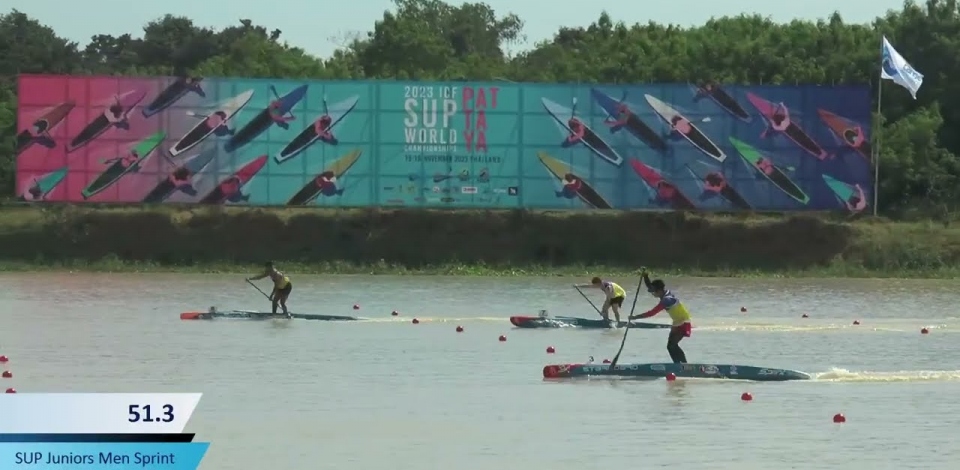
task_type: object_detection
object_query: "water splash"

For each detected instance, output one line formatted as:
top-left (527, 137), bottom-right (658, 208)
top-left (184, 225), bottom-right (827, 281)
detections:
top-left (814, 368), bottom-right (960, 382)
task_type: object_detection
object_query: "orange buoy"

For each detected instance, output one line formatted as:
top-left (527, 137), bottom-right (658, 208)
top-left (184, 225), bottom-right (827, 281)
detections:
top-left (353, 304), bottom-right (360, 310)
top-left (741, 392), bottom-right (753, 401)
top-left (740, 307), bottom-right (747, 313)
top-left (665, 373), bottom-right (677, 381)
top-left (853, 320), bottom-right (860, 325)
top-left (4, 388), bottom-right (14, 394)
top-left (602, 359), bottom-right (611, 364)
top-left (1, 371), bottom-right (10, 379)
top-left (391, 310), bottom-right (399, 316)
top-left (546, 346), bottom-right (556, 354)
top-left (455, 325), bottom-right (464, 333)
top-left (801, 314), bottom-right (809, 318)
top-left (0, 356), bottom-right (8, 363)
top-left (498, 335), bottom-right (507, 342)
top-left (921, 328), bottom-right (929, 334)
top-left (412, 318), bottom-right (420, 324)
top-left (833, 413), bottom-right (846, 423)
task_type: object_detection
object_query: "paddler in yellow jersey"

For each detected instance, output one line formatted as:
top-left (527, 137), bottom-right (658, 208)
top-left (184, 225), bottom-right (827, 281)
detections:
top-left (575, 277), bottom-right (627, 325)
top-left (247, 262), bottom-right (292, 317)
top-left (630, 270), bottom-right (692, 363)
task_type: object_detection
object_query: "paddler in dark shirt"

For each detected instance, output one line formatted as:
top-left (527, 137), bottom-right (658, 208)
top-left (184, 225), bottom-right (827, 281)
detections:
top-left (630, 270), bottom-right (693, 363)
top-left (247, 261), bottom-right (292, 317)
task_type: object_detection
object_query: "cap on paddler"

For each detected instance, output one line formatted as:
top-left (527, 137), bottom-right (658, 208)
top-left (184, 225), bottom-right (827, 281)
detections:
top-left (264, 261), bottom-right (274, 268)
top-left (590, 277), bottom-right (602, 284)
top-left (647, 279), bottom-right (666, 292)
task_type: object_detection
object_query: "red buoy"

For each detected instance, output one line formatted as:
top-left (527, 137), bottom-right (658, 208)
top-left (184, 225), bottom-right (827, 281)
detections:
top-left (546, 346), bottom-right (556, 354)
top-left (353, 304), bottom-right (360, 310)
top-left (801, 314), bottom-right (809, 318)
top-left (455, 325), bottom-right (464, 333)
top-left (741, 392), bottom-right (753, 401)
top-left (602, 359), bottom-right (611, 364)
top-left (391, 310), bottom-right (399, 316)
top-left (1, 371), bottom-right (10, 379)
top-left (921, 328), bottom-right (929, 334)
top-left (498, 335), bottom-right (507, 342)
top-left (740, 307), bottom-right (747, 313)
top-left (853, 320), bottom-right (860, 325)
top-left (833, 413), bottom-right (846, 423)
top-left (0, 356), bottom-right (8, 363)
top-left (412, 318), bottom-right (420, 324)
top-left (4, 388), bottom-right (14, 394)
top-left (665, 373), bottom-right (677, 381)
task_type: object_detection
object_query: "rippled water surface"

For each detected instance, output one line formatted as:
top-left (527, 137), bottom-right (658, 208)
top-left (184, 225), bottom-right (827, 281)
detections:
top-left (2, 274), bottom-right (959, 469)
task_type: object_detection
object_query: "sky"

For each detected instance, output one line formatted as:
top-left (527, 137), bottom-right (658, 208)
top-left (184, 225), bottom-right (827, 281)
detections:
top-left (8, 0), bottom-right (905, 59)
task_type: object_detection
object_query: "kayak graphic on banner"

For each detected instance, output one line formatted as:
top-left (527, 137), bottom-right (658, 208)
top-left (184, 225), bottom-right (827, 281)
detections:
top-left (15, 75), bottom-right (871, 211)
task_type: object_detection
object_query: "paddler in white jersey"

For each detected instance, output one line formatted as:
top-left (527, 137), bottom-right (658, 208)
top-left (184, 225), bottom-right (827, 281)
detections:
top-left (247, 262), bottom-right (292, 316)
top-left (575, 277), bottom-right (627, 325)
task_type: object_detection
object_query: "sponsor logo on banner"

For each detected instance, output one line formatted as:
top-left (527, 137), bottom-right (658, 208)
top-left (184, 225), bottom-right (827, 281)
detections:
top-left (461, 186), bottom-right (477, 194)
top-left (650, 364), bottom-right (666, 371)
top-left (508, 186), bottom-right (519, 195)
top-left (700, 365), bottom-right (719, 375)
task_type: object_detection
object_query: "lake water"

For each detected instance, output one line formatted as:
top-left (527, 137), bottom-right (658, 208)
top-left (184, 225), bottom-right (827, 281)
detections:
top-left (2, 274), bottom-right (959, 470)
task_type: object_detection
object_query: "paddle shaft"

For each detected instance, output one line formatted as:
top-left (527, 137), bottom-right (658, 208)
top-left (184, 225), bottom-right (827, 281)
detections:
top-left (574, 286), bottom-right (603, 317)
top-left (609, 275), bottom-right (646, 368)
top-left (246, 279), bottom-right (272, 301)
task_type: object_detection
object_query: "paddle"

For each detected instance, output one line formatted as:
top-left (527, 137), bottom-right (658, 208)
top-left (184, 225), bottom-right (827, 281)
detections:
top-left (246, 278), bottom-right (271, 301)
top-left (573, 285), bottom-right (603, 317)
top-left (608, 269), bottom-right (647, 369)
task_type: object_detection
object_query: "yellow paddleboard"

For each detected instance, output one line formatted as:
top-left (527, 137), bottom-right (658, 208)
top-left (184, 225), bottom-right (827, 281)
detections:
top-left (536, 151), bottom-right (612, 209)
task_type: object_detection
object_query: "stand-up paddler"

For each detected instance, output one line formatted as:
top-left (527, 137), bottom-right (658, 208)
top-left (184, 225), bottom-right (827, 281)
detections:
top-left (247, 262), bottom-right (293, 317)
top-left (575, 277), bottom-right (626, 324)
top-left (630, 271), bottom-right (692, 363)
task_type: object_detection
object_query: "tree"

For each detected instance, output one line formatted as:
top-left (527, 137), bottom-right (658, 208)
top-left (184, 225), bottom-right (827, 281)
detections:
top-left (2, 0), bottom-right (959, 214)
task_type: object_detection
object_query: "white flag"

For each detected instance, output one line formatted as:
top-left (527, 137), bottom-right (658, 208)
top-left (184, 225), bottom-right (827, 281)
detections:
top-left (881, 36), bottom-right (923, 99)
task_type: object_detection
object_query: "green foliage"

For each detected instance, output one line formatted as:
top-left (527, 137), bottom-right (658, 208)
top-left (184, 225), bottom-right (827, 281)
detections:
top-left (2, 0), bottom-right (959, 215)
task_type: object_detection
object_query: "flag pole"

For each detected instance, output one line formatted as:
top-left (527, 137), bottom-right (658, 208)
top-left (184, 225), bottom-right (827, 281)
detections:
top-left (873, 76), bottom-right (882, 217)
top-left (873, 36), bottom-right (884, 217)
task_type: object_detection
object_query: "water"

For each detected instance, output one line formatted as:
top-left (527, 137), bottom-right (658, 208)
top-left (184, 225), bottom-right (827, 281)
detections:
top-left (2, 274), bottom-right (959, 470)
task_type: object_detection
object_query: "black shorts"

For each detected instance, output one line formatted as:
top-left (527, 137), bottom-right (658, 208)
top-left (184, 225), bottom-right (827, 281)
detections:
top-left (275, 283), bottom-right (292, 298)
top-left (609, 296), bottom-right (624, 307)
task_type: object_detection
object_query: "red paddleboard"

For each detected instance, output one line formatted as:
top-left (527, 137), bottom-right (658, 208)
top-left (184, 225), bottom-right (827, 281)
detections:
top-left (198, 155), bottom-right (267, 204)
top-left (180, 312), bottom-right (204, 320)
top-left (629, 158), bottom-right (697, 210)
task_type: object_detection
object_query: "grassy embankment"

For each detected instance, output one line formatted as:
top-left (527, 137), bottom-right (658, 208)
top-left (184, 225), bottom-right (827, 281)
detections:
top-left (0, 205), bottom-right (957, 278)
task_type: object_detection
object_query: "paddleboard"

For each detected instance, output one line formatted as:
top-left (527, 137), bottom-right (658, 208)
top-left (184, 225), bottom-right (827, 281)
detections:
top-left (169, 89), bottom-right (254, 157)
top-left (644, 94), bottom-right (726, 162)
top-left (67, 88), bottom-right (147, 152)
top-left (537, 152), bottom-right (612, 209)
top-left (822, 174), bottom-right (867, 212)
top-left (590, 89), bottom-right (668, 152)
top-left (694, 82), bottom-right (751, 122)
top-left (180, 310), bottom-right (360, 321)
top-left (198, 155), bottom-right (267, 204)
top-left (629, 158), bottom-right (696, 210)
top-left (817, 108), bottom-right (871, 160)
top-left (540, 97), bottom-right (623, 166)
top-left (543, 362), bottom-right (811, 381)
top-left (729, 137), bottom-right (809, 204)
top-left (510, 315), bottom-right (670, 329)
top-left (142, 149), bottom-right (218, 203)
top-left (225, 84), bottom-right (308, 153)
top-left (685, 162), bottom-right (751, 210)
top-left (17, 166), bottom-right (68, 202)
top-left (745, 92), bottom-right (829, 160)
top-left (16, 101), bottom-right (76, 155)
top-left (82, 131), bottom-right (166, 200)
top-left (143, 77), bottom-right (204, 118)
top-left (276, 95), bottom-right (360, 164)
top-left (286, 149), bottom-right (362, 205)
